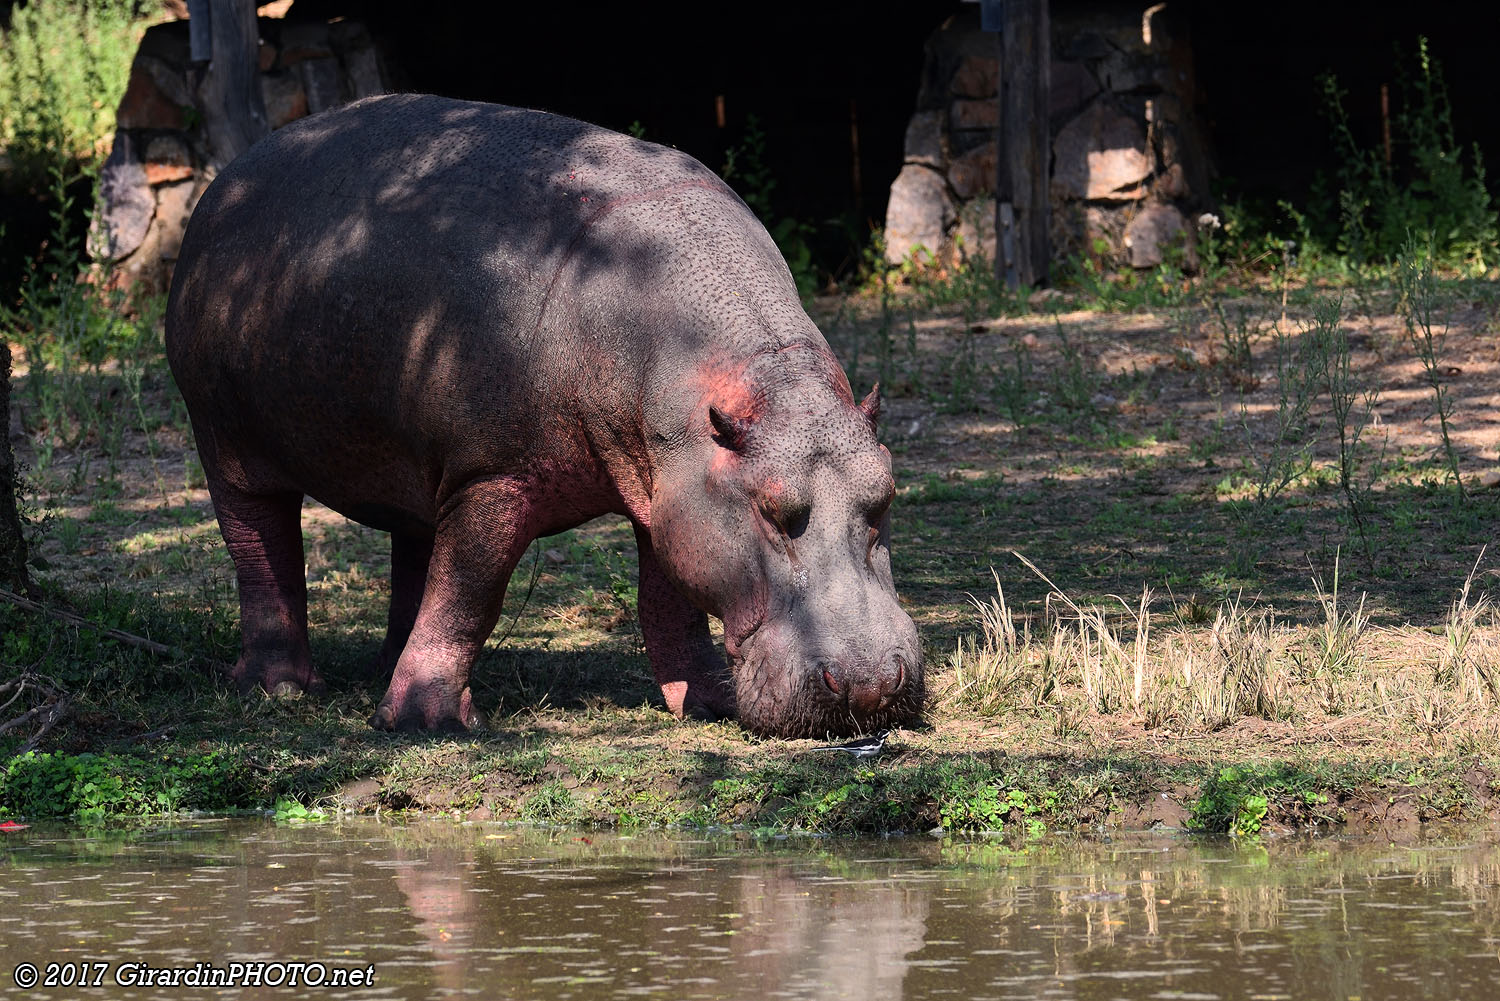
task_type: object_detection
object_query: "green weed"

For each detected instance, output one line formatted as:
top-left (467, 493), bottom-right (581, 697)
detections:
top-left (273, 797), bottom-right (331, 824)
top-left (1190, 766), bottom-right (1270, 837)
top-left (1237, 319), bottom-right (1316, 537)
top-left (1189, 763), bottom-right (1335, 836)
top-left (0, 0), bottom-right (141, 185)
top-left (1063, 243), bottom-right (1188, 312)
top-left (0, 749), bottom-right (251, 821)
top-left (1395, 232), bottom-right (1466, 504)
top-left (1297, 553), bottom-right (1371, 714)
top-left (1434, 548), bottom-right (1499, 703)
top-left (1305, 295), bottom-right (1385, 559)
top-left (520, 781), bottom-right (584, 825)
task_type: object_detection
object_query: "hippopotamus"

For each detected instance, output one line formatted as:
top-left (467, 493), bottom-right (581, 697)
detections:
top-left (165, 93), bottom-right (922, 737)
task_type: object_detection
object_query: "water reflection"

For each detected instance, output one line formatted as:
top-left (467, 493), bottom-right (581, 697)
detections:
top-left (0, 821), bottom-right (1498, 999)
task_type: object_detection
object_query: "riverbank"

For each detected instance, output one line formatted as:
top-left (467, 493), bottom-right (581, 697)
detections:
top-left (2, 699), bottom-right (1498, 837)
top-left (5, 277), bottom-right (1500, 837)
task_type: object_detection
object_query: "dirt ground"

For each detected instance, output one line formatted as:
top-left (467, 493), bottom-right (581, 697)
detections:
top-left (5, 278), bottom-right (1500, 834)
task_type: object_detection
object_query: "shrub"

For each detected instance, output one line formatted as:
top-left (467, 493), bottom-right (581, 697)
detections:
top-left (0, 0), bottom-right (143, 187)
top-left (1317, 38), bottom-right (1497, 270)
top-left (0, 750), bottom-right (252, 820)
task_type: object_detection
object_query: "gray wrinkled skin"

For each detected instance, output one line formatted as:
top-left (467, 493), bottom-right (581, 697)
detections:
top-left (166, 94), bottom-right (922, 737)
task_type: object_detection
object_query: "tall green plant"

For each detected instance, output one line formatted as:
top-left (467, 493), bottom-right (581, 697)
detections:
top-left (1394, 232), bottom-right (1466, 503)
top-left (1237, 320), bottom-right (1317, 532)
top-left (0, 0), bottom-right (142, 187)
top-left (722, 116), bottom-right (818, 299)
top-left (1318, 38), bottom-right (1497, 270)
top-left (1306, 296), bottom-right (1384, 562)
top-left (4, 151), bottom-right (164, 489)
top-left (1, 2), bottom-right (164, 480)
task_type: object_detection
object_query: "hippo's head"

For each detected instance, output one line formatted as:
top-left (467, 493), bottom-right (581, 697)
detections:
top-left (650, 362), bottom-right (924, 738)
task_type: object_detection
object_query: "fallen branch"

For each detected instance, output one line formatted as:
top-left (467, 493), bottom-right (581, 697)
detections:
top-left (109, 723), bottom-right (178, 747)
top-left (0, 586), bottom-right (227, 674)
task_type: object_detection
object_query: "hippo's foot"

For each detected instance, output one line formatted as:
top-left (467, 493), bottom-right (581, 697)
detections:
top-left (660, 677), bottom-right (737, 723)
top-left (371, 684), bottom-right (484, 733)
top-left (233, 653), bottom-right (326, 698)
top-left (681, 698), bottom-right (728, 722)
top-left (636, 533), bottom-right (737, 723)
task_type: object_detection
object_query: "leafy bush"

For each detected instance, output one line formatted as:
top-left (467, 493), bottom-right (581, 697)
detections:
top-left (0, 750), bottom-right (252, 820)
top-left (0, 0), bottom-right (142, 187)
top-left (1189, 766), bottom-right (1270, 837)
top-left (938, 781), bottom-right (1053, 836)
top-left (1189, 764), bottom-right (1333, 837)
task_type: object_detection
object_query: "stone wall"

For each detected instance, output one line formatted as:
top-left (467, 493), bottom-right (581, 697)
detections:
top-left (93, 11), bottom-right (391, 294)
top-left (884, 2), bottom-right (1211, 274)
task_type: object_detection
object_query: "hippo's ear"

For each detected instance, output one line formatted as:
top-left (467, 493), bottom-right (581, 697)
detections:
top-left (858, 383), bottom-right (882, 430)
top-left (709, 405), bottom-right (754, 451)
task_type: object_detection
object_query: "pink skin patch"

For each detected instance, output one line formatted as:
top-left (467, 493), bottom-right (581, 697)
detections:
top-left (659, 680), bottom-right (689, 715)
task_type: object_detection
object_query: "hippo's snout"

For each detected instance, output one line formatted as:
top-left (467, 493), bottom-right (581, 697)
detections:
top-left (734, 614), bottom-right (924, 737)
top-left (819, 649), bottom-right (911, 716)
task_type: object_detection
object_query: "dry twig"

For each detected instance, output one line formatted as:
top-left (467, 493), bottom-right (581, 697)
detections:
top-left (0, 673), bottom-right (69, 755)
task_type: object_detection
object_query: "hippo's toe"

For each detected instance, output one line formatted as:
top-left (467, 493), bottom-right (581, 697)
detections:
top-left (370, 686), bottom-right (484, 733)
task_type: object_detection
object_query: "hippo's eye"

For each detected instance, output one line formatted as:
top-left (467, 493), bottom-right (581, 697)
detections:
top-left (761, 501), bottom-right (809, 540)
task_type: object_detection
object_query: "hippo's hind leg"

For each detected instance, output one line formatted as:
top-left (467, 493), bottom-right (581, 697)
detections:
top-left (369, 531), bottom-right (434, 679)
top-left (205, 475), bottom-right (322, 696)
top-left (634, 526), bottom-right (736, 721)
top-left (372, 479), bottom-right (531, 732)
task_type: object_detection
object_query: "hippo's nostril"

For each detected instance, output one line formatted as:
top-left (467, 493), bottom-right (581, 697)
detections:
top-left (875, 656), bottom-right (906, 710)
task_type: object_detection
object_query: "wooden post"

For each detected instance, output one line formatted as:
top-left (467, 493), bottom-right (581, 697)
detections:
top-left (995, 0), bottom-right (1051, 289)
top-left (849, 98), bottom-right (864, 223)
top-left (194, 0), bottom-right (269, 169)
top-left (1381, 84), bottom-right (1392, 166)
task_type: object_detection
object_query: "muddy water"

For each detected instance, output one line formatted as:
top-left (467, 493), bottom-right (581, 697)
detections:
top-left (2, 821), bottom-right (1499, 999)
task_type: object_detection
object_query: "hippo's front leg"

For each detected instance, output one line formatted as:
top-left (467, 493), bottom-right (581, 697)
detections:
top-left (371, 480), bottom-right (531, 732)
top-left (634, 526), bottom-right (736, 721)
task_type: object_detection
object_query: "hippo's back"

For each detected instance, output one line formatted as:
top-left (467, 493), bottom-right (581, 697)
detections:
top-left (164, 94), bottom-right (754, 522)
top-left (170, 94), bottom-right (734, 356)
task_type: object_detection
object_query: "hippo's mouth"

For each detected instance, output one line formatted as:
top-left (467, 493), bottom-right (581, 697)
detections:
top-left (729, 641), bottom-right (925, 739)
top-left (722, 614), bottom-right (764, 667)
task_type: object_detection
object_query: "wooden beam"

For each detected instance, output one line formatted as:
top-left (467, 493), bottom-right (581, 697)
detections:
top-left (196, 0), bottom-right (269, 169)
top-left (995, 0), bottom-right (1051, 289)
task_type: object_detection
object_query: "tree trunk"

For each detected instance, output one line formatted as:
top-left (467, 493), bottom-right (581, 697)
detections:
top-left (0, 343), bottom-right (30, 595)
